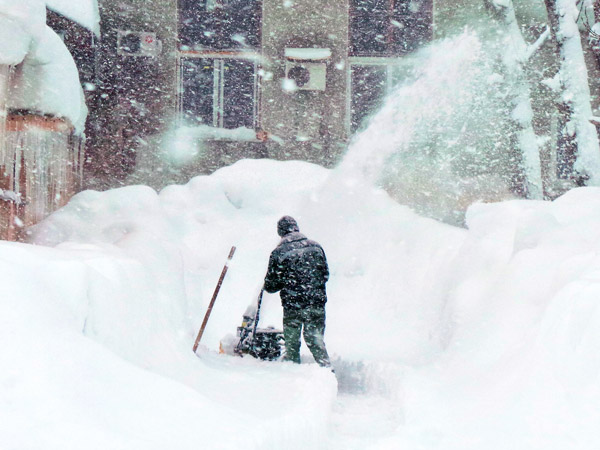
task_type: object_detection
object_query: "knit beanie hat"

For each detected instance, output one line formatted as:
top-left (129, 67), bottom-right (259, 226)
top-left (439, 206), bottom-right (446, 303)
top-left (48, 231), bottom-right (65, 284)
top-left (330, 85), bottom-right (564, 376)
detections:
top-left (277, 215), bottom-right (299, 236)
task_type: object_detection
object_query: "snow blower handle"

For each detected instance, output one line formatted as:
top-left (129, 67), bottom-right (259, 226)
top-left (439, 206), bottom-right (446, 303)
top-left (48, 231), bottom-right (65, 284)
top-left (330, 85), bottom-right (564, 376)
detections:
top-left (193, 246), bottom-right (236, 353)
top-left (249, 288), bottom-right (265, 354)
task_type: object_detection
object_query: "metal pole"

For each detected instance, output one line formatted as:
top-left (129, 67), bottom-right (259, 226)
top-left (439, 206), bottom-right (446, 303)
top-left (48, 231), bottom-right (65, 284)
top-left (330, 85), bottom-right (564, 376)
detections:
top-left (0, 65), bottom-right (9, 165)
top-left (249, 288), bottom-right (265, 355)
top-left (193, 245), bottom-right (236, 353)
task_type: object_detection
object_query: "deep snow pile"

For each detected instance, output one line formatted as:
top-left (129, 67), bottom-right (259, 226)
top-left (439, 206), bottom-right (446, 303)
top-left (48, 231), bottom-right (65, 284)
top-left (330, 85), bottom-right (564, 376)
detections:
top-left (32, 159), bottom-right (464, 364)
top-left (391, 190), bottom-right (600, 450)
top-left (3, 158), bottom-right (600, 448)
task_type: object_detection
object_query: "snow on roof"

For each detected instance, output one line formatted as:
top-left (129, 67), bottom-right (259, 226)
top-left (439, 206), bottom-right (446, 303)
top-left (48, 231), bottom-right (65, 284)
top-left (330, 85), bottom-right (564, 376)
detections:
top-left (0, 17), bottom-right (32, 65)
top-left (7, 25), bottom-right (88, 134)
top-left (45, 0), bottom-right (100, 36)
top-left (0, 0), bottom-right (46, 65)
top-left (284, 48), bottom-right (332, 60)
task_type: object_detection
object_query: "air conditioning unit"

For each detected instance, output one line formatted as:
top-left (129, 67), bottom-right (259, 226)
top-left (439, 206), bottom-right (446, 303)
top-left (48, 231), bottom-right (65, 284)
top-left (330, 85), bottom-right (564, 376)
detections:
top-left (117, 31), bottom-right (162, 57)
top-left (284, 61), bottom-right (327, 91)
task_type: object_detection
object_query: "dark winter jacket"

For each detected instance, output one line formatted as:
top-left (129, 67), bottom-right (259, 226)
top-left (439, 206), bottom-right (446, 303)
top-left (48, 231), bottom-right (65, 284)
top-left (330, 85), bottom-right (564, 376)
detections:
top-left (264, 231), bottom-right (329, 309)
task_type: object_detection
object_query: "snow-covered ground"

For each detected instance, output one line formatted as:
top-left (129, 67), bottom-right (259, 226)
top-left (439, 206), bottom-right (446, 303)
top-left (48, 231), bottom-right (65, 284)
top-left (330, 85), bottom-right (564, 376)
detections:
top-left (2, 158), bottom-right (600, 448)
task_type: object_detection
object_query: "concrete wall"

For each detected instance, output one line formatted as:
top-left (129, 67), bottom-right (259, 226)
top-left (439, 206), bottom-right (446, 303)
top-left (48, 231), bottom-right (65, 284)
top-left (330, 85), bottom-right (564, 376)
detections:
top-left (260, 0), bottom-right (349, 167)
top-left (89, 0), bottom-right (178, 188)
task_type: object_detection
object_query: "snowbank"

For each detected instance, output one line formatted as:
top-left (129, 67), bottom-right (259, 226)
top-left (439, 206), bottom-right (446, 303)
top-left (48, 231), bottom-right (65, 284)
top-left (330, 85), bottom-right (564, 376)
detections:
top-left (399, 188), bottom-right (600, 449)
top-left (33, 160), bottom-right (462, 363)
top-left (10, 159), bottom-right (600, 448)
top-left (8, 161), bottom-right (351, 450)
top-left (0, 241), bottom-right (335, 449)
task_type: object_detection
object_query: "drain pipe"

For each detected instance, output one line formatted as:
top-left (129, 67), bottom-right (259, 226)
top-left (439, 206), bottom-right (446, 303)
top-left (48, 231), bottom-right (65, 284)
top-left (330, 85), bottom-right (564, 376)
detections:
top-left (0, 65), bottom-right (9, 161)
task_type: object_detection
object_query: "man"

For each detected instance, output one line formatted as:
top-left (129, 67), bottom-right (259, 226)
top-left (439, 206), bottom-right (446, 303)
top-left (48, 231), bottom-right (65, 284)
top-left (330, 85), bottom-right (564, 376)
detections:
top-left (264, 216), bottom-right (331, 367)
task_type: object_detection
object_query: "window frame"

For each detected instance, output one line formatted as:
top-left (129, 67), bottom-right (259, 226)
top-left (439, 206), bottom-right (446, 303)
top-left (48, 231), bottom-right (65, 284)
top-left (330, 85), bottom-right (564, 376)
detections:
top-left (177, 51), bottom-right (261, 138)
top-left (346, 57), bottom-right (414, 135)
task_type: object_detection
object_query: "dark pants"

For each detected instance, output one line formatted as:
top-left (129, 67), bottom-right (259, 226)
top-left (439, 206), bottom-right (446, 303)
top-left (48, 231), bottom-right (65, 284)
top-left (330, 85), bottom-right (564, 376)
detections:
top-left (282, 304), bottom-right (331, 367)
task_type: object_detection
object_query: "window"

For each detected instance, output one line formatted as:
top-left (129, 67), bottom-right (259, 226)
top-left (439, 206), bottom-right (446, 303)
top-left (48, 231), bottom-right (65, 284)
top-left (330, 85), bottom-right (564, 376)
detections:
top-left (349, 61), bottom-right (415, 133)
top-left (350, 0), bottom-right (433, 56)
top-left (180, 57), bottom-right (257, 129)
top-left (178, 0), bottom-right (262, 50)
top-left (350, 65), bottom-right (387, 133)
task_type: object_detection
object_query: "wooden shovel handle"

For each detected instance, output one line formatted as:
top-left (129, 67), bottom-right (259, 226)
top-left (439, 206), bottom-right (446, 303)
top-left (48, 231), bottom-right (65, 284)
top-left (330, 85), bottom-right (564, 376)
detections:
top-left (193, 246), bottom-right (236, 353)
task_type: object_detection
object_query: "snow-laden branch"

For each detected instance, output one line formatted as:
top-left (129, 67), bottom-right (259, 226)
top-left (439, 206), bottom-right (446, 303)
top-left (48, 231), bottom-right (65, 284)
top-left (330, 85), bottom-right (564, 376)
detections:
top-left (525, 27), bottom-right (550, 61)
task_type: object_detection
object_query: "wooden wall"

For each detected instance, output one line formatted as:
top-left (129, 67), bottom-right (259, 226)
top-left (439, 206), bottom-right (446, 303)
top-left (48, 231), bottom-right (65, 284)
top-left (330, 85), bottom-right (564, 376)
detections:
top-left (0, 113), bottom-right (84, 241)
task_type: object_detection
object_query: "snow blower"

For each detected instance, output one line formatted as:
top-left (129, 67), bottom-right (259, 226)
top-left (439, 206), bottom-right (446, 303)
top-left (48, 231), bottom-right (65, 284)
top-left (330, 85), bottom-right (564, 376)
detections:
top-left (222, 288), bottom-right (284, 361)
top-left (190, 245), bottom-right (282, 360)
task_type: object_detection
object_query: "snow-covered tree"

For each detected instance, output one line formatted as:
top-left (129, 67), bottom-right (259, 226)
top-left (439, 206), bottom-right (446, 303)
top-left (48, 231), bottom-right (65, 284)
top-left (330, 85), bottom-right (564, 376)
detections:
top-left (544, 0), bottom-right (600, 184)
top-left (486, 0), bottom-right (544, 199)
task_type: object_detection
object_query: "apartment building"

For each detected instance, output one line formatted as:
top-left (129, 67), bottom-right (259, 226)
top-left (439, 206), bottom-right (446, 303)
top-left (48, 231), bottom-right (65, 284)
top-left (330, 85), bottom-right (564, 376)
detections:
top-left (91, 0), bottom-right (433, 187)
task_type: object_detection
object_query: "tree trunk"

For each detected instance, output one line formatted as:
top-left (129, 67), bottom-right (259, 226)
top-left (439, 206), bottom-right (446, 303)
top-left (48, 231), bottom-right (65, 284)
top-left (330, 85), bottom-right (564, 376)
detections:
top-left (545, 0), bottom-right (600, 185)
top-left (587, 2), bottom-right (600, 63)
top-left (486, 0), bottom-right (544, 198)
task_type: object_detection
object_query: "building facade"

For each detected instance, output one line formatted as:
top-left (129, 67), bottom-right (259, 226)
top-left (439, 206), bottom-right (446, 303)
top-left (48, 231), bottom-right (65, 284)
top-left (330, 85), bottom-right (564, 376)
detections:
top-left (83, 0), bottom-right (600, 199)
top-left (89, 0), bottom-right (433, 188)
top-left (178, 0), bottom-right (433, 165)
